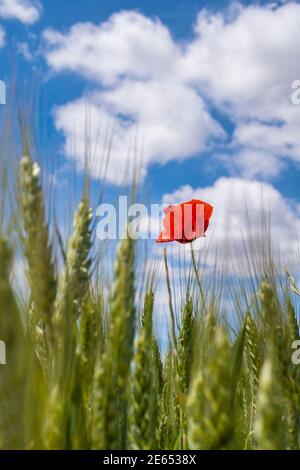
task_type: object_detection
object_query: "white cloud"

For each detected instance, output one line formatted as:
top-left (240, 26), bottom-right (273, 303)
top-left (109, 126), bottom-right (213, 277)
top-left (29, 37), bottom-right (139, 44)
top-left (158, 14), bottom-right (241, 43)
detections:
top-left (0, 25), bottom-right (5, 47)
top-left (54, 96), bottom-right (128, 184)
top-left (184, 3), bottom-right (299, 119)
top-left (54, 82), bottom-right (223, 184)
top-left (0, 0), bottom-right (41, 24)
top-left (221, 149), bottom-right (284, 179)
top-left (44, 3), bottom-right (300, 184)
top-left (44, 11), bottom-right (224, 184)
top-left (183, 2), bottom-right (300, 176)
top-left (161, 177), bottom-right (300, 275)
top-left (44, 12), bottom-right (180, 86)
top-left (233, 117), bottom-right (300, 167)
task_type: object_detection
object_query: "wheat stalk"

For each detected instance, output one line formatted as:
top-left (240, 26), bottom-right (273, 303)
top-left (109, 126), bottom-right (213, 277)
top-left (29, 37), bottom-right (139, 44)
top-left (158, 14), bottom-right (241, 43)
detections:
top-left (0, 237), bottom-right (25, 449)
top-left (20, 155), bottom-right (57, 367)
top-left (129, 325), bottom-right (156, 449)
top-left (254, 354), bottom-right (286, 450)
top-left (92, 235), bottom-right (136, 449)
top-left (187, 327), bottom-right (233, 450)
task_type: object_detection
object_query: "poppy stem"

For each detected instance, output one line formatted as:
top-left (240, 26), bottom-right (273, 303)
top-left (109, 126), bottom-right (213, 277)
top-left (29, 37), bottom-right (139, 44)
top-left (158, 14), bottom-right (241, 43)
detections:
top-left (190, 247), bottom-right (207, 314)
top-left (163, 247), bottom-right (177, 349)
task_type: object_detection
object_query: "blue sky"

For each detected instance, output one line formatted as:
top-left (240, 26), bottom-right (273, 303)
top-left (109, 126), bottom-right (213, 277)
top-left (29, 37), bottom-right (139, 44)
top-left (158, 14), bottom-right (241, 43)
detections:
top-left (1, 0), bottom-right (300, 275)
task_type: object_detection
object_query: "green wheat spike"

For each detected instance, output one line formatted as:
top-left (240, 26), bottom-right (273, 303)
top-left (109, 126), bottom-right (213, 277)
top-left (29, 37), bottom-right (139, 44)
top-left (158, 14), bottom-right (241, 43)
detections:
top-left (187, 327), bottom-right (233, 450)
top-left (254, 354), bottom-right (286, 450)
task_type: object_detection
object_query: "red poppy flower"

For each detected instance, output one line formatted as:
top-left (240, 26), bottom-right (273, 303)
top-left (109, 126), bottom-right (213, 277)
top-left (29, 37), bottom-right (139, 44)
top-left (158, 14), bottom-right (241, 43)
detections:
top-left (156, 199), bottom-right (213, 244)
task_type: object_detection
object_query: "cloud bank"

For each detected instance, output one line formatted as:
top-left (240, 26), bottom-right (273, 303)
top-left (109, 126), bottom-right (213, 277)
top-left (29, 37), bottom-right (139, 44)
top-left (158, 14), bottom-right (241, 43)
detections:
top-left (45, 11), bottom-right (224, 183)
top-left (43, 2), bottom-right (300, 184)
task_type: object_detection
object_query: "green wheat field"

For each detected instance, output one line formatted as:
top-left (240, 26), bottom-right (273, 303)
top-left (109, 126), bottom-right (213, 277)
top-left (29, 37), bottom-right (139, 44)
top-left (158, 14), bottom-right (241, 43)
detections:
top-left (0, 124), bottom-right (300, 451)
